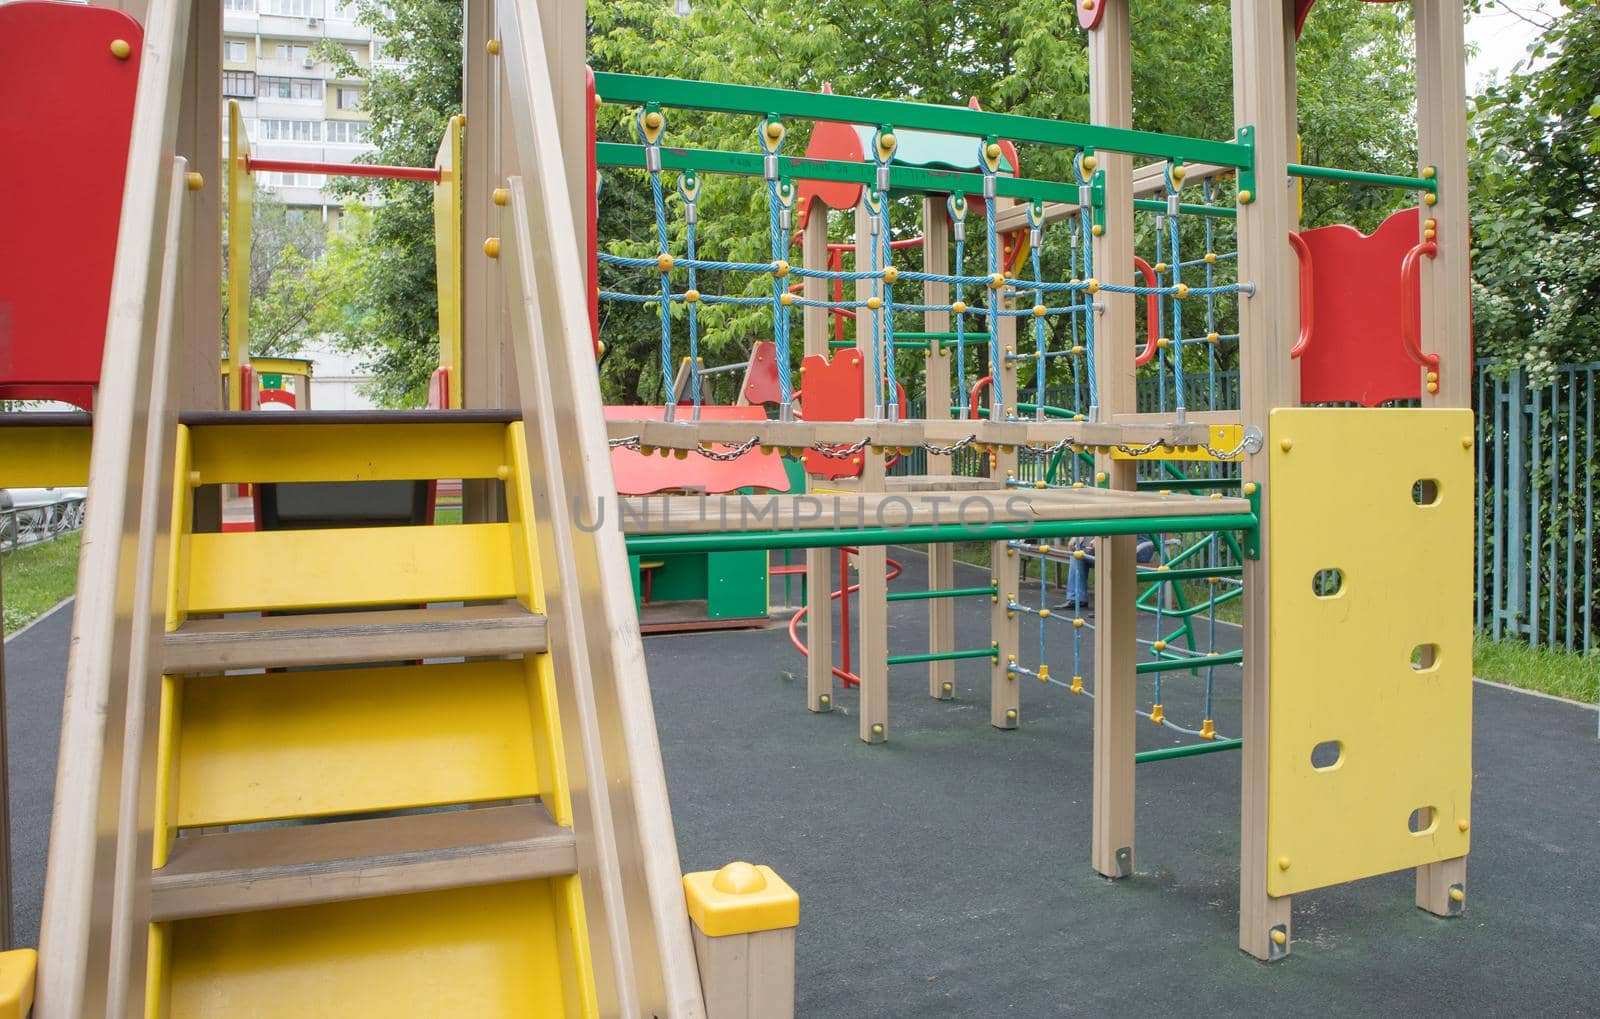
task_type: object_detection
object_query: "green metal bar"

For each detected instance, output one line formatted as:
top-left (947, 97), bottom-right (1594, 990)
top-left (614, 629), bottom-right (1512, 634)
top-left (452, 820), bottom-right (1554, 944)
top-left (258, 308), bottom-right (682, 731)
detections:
top-left (1136, 565), bottom-right (1243, 582)
top-left (1287, 162), bottom-right (1437, 192)
top-left (594, 72), bottom-right (1255, 168)
top-left (886, 585), bottom-right (996, 602)
top-left (1134, 198), bottom-right (1237, 219)
top-left (1145, 586), bottom-right (1243, 619)
top-left (1135, 738), bottom-right (1243, 764)
top-left (596, 141), bottom-right (1082, 204)
top-left (898, 331), bottom-right (959, 340)
top-left (624, 512), bottom-right (1260, 556)
top-left (1135, 649), bottom-right (1243, 674)
top-left (888, 647), bottom-right (998, 665)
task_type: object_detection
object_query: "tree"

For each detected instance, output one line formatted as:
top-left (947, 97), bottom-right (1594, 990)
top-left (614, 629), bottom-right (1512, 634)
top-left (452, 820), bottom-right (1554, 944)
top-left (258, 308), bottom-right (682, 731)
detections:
top-left (316, 0), bottom-right (463, 407)
top-left (1468, 0), bottom-right (1600, 376)
top-left (220, 190), bottom-right (346, 357)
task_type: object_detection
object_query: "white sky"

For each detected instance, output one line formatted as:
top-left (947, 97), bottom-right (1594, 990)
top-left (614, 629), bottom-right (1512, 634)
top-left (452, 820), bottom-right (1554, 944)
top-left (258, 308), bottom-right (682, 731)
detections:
top-left (1464, 0), bottom-right (1564, 89)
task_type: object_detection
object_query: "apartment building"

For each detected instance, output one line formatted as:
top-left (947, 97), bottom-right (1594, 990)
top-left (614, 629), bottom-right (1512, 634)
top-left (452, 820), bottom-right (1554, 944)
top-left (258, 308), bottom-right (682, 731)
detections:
top-left (221, 0), bottom-right (396, 221)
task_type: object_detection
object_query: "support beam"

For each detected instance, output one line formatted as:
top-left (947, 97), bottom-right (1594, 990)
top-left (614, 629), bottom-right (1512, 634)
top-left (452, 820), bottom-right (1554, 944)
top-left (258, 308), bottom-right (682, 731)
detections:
top-left (802, 218), bottom-right (835, 713)
top-left (990, 447), bottom-right (1020, 729)
top-left (922, 198), bottom-right (956, 701)
top-left (1089, 0), bottom-right (1139, 883)
top-left (1413, 0), bottom-right (1472, 913)
top-left (1232, 0), bottom-right (1300, 962)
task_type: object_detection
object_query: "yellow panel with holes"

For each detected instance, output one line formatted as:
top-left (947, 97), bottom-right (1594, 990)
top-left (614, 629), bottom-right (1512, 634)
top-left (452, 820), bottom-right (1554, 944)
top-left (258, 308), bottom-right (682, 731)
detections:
top-left (1266, 408), bottom-right (1473, 897)
top-left (186, 523), bottom-right (517, 613)
top-left (1110, 423), bottom-right (1244, 462)
top-left (157, 879), bottom-right (582, 1018)
top-left (186, 421), bottom-right (509, 484)
top-left (174, 660), bottom-right (540, 827)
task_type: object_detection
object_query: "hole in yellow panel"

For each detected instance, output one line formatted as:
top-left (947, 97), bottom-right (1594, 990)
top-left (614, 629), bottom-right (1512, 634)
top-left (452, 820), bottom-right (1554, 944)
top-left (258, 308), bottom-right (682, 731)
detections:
top-left (1408, 806), bottom-right (1437, 835)
top-left (1412, 479), bottom-right (1440, 505)
top-left (1411, 643), bottom-right (1441, 671)
top-left (1312, 568), bottom-right (1343, 597)
top-left (1310, 740), bottom-right (1342, 771)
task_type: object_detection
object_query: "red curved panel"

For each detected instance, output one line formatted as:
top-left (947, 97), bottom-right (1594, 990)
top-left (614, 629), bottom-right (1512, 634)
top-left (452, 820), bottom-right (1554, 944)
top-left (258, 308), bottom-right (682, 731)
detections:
top-left (607, 404), bottom-right (792, 496)
top-left (799, 350), bottom-right (866, 480)
top-left (1296, 207), bottom-right (1424, 406)
top-left (0, 1), bottom-right (144, 410)
top-left (740, 341), bottom-right (782, 406)
top-left (795, 117), bottom-right (866, 218)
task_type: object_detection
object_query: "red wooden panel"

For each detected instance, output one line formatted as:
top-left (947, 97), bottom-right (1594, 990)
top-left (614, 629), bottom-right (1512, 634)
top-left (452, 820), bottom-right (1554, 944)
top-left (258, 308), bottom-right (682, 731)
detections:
top-left (606, 405), bottom-right (793, 496)
top-left (799, 350), bottom-right (865, 480)
top-left (1296, 207), bottom-right (1425, 407)
top-left (1294, 0), bottom-right (1403, 36)
top-left (740, 341), bottom-right (782, 406)
top-left (0, 1), bottom-right (144, 410)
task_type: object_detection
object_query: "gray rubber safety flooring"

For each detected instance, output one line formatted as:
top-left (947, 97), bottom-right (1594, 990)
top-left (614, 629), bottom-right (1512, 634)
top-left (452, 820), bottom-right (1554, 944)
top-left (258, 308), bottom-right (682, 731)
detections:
top-left (4, 550), bottom-right (1598, 1014)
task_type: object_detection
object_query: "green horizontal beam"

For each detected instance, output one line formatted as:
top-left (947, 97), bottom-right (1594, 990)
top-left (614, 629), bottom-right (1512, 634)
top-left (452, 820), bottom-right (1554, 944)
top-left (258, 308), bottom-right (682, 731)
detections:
top-left (624, 512), bottom-right (1259, 556)
top-left (1287, 163), bottom-right (1437, 192)
top-left (1136, 565), bottom-right (1244, 582)
top-left (594, 72), bottom-right (1254, 169)
top-left (888, 647), bottom-right (998, 665)
top-left (1143, 585), bottom-right (1244, 619)
top-left (1133, 198), bottom-right (1237, 219)
top-left (898, 331), bottom-right (960, 340)
top-left (596, 141), bottom-right (1081, 204)
top-left (886, 584), bottom-right (997, 602)
top-left (1135, 649), bottom-right (1244, 674)
top-left (1135, 737), bottom-right (1243, 764)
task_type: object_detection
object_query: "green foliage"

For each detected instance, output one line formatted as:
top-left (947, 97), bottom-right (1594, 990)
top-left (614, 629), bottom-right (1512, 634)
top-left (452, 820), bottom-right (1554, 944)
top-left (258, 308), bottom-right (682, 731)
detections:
top-left (314, 0), bottom-right (463, 407)
top-left (221, 190), bottom-right (343, 358)
top-left (1468, 0), bottom-right (1600, 377)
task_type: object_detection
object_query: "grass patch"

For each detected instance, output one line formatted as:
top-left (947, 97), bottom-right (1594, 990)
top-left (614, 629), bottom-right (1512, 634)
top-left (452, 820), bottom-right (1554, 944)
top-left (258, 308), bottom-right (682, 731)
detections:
top-left (1473, 634), bottom-right (1598, 704)
top-left (432, 506), bottom-right (463, 525)
top-left (3, 533), bottom-right (81, 636)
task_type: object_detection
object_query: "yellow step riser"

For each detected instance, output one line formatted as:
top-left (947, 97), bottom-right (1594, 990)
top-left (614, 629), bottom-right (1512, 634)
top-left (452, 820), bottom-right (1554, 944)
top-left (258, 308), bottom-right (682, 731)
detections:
top-left (150, 877), bottom-right (596, 1018)
top-left (164, 659), bottom-right (556, 829)
top-left (186, 421), bottom-right (512, 485)
top-left (184, 523), bottom-right (518, 614)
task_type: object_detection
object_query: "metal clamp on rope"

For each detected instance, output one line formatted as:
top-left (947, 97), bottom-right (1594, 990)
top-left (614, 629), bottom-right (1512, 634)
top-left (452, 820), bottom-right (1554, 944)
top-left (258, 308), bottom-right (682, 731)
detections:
top-left (1168, 194), bottom-right (1181, 216)
top-left (777, 179), bottom-right (794, 232)
top-left (985, 174), bottom-right (997, 200)
top-left (646, 146), bottom-right (662, 173)
top-left (1079, 184), bottom-right (1092, 208)
top-left (677, 170), bottom-right (700, 225)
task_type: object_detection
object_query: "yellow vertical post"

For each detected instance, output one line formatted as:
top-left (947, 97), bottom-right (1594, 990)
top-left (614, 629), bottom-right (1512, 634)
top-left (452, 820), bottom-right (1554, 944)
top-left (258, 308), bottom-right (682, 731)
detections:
top-left (434, 114), bottom-right (466, 409)
top-left (225, 101), bottom-right (253, 411)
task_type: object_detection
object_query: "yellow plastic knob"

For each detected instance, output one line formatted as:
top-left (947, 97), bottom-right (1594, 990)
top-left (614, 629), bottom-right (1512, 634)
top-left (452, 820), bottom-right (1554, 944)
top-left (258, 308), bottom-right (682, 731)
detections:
top-left (1033, 304), bottom-right (1047, 318)
top-left (483, 237), bottom-right (501, 258)
top-left (110, 38), bottom-right (132, 59)
top-left (657, 253), bottom-right (674, 272)
top-left (486, 38), bottom-right (501, 55)
top-left (772, 259), bottom-right (790, 278)
top-left (1080, 155), bottom-right (1098, 173)
top-left (1238, 189), bottom-right (1253, 204)
top-left (185, 172), bottom-right (205, 191)
top-left (951, 300), bottom-right (967, 314)
top-left (492, 187), bottom-right (509, 206)
top-left (684, 289), bottom-right (699, 304)
top-left (712, 861), bottom-right (768, 895)
top-left (882, 266), bottom-right (899, 284)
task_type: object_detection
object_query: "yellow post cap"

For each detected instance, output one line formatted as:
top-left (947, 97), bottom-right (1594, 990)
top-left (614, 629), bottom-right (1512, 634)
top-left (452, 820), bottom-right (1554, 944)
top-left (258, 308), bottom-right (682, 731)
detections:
top-left (0, 949), bottom-right (36, 1019)
top-left (684, 863), bottom-right (799, 938)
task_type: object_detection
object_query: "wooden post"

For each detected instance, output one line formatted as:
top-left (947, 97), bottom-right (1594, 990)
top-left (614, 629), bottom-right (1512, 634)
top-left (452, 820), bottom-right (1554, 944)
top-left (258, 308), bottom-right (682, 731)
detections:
top-left (1088, 0), bottom-right (1139, 882)
top-left (802, 211), bottom-right (834, 712)
top-left (462, 0), bottom-right (506, 524)
top-left (921, 197), bottom-right (956, 700)
top-left (1413, 0), bottom-right (1472, 915)
top-left (989, 444), bottom-right (1019, 729)
top-left (0, 555), bottom-right (9, 952)
top-left (684, 863), bottom-right (798, 1019)
top-left (1232, 0), bottom-right (1300, 961)
top-left (853, 202), bottom-right (889, 743)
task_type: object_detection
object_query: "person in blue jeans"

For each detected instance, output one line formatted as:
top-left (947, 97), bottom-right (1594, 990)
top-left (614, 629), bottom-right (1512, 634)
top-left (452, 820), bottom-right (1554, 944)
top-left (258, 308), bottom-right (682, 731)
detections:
top-left (1056, 533), bottom-right (1157, 611)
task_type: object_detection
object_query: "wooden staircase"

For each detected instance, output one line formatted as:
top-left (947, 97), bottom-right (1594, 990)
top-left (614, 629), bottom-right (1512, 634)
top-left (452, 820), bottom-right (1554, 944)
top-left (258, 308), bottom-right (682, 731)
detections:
top-left (143, 414), bottom-right (597, 1015)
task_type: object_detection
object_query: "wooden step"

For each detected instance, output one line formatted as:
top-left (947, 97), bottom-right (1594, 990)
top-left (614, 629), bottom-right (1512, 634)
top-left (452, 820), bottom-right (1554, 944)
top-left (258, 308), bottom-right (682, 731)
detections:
top-left (150, 802), bottom-right (575, 922)
top-left (162, 602), bottom-right (547, 674)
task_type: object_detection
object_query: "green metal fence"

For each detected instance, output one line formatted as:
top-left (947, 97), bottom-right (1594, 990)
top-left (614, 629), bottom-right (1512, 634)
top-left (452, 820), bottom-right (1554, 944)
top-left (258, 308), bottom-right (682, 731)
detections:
top-left (1476, 362), bottom-right (1598, 654)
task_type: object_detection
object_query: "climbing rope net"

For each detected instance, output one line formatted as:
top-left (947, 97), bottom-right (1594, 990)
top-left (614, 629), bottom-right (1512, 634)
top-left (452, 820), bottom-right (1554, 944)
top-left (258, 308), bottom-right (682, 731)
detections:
top-left (597, 106), bottom-right (1250, 746)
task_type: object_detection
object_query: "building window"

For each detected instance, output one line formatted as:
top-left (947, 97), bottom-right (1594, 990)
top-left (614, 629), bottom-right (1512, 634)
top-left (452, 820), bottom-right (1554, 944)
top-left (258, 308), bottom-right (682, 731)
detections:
top-left (262, 172), bottom-right (325, 189)
top-left (329, 0), bottom-right (358, 19)
top-left (257, 118), bottom-right (321, 142)
top-left (262, 0), bottom-right (322, 16)
top-left (325, 120), bottom-right (369, 144)
top-left (258, 76), bottom-right (323, 100)
top-left (335, 87), bottom-right (361, 111)
top-left (273, 43), bottom-right (313, 64)
top-left (223, 39), bottom-right (248, 63)
top-left (223, 0), bottom-right (255, 12)
top-left (222, 71), bottom-right (256, 97)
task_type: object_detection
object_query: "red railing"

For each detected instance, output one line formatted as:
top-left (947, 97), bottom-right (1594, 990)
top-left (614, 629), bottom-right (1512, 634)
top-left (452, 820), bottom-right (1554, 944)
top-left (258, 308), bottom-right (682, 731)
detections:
top-left (246, 157), bottom-right (441, 183)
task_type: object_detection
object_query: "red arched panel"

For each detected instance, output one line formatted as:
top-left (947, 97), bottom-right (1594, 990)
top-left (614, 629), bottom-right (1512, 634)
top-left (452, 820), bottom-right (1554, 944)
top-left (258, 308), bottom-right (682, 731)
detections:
top-left (799, 349), bottom-right (865, 480)
top-left (1297, 207), bottom-right (1424, 406)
